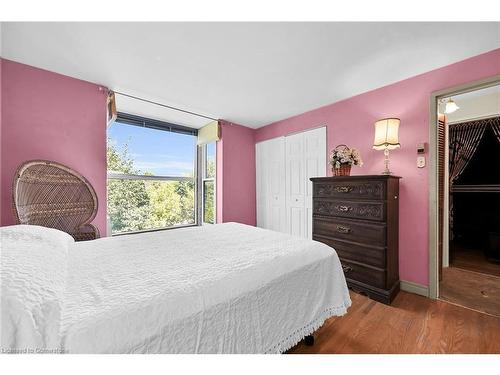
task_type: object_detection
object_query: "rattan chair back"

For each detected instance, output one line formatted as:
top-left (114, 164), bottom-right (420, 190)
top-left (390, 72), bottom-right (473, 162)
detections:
top-left (13, 160), bottom-right (100, 241)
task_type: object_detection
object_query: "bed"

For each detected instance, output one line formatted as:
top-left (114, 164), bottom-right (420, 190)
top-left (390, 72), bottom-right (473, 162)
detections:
top-left (1, 222), bottom-right (351, 354)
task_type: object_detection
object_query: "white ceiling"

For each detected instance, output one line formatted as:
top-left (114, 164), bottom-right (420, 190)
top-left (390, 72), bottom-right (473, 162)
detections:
top-left (446, 84), bottom-right (500, 123)
top-left (114, 93), bottom-right (213, 129)
top-left (446, 83), bottom-right (500, 101)
top-left (1, 22), bottom-right (499, 128)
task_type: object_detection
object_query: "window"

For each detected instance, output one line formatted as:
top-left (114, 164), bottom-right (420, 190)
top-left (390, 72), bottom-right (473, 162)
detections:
top-left (107, 113), bottom-right (198, 234)
top-left (201, 142), bottom-right (216, 224)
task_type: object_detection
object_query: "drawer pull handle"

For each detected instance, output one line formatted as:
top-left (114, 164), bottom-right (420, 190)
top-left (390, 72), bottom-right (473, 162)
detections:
top-left (342, 265), bottom-right (353, 273)
top-left (337, 205), bottom-right (351, 212)
top-left (334, 186), bottom-right (353, 193)
top-left (336, 225), bottom-right (351, 234)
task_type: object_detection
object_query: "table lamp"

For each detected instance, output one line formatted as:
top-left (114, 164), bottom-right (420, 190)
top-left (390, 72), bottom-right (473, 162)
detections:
top-left (373, 118), bottom-right (400, 175)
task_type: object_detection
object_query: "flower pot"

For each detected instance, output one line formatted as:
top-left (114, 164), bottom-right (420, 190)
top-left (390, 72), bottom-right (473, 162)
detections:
top-left (333, 164), bottom-right (351, 176)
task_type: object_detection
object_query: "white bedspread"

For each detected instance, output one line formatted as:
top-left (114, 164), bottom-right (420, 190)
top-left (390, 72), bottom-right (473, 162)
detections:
top-left (2, 223), bottom-right (351, 353)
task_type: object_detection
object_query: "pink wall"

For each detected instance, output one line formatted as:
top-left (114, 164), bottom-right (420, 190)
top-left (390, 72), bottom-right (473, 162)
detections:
top-left (216, 133), bottom-right (224, 224)
top-left (216, 120), bottom-right (256, 226)
top-left (2, 48), bottom-right (499, 287)
top-left (0, 59), bottom-right (108, 235)
top-left (0, 59), bottom-right (3, 215)
top-left (256, 48), bottom-right (500, 286)
top-left (0, 59), bottom-right (254, 235)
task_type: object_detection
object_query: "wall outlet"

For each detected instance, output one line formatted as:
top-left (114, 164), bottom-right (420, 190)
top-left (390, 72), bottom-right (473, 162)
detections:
top-left (417, 143), bottom-right (426, 154)
top-left (417, 156), bottom-right (426, 168)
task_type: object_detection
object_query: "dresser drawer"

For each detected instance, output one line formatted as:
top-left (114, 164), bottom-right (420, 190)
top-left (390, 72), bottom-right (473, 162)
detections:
top-left (313, 217), bottom-right (386, 246)
top-left (313, 199), bottom-right (386, 221)
top-left (340, 259), bottom-right (386, 289)
top-left (314, 235), bottom-right (386, 268)
top-left (311, 176), bottom-right (400, 304)
top-left (313, 180), bottom-right (385, 200)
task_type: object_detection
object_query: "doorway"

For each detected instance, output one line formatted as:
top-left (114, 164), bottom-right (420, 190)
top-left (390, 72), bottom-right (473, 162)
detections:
top-left (431, 81), bottom-right (500, 316)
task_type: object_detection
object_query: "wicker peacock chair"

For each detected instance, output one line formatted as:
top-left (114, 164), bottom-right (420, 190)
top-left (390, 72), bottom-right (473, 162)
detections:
top-left (13, 160), bottom-right (100, 241)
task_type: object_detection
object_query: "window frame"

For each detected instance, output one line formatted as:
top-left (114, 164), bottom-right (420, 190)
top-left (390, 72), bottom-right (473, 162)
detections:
top-left (107, 113), bottom-right (199, 235)
top-left (199, 142), bottom-right (217, 224)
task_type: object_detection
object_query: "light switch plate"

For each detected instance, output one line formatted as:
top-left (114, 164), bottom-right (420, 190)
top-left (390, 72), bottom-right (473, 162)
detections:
top-left (417, 143), bottom-right (426, 154)
top-left (417, 156), bottom-right (426, 168)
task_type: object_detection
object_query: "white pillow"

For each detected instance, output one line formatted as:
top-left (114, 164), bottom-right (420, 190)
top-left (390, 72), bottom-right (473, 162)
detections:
top-left (1, 225), bottom-right (74, 352)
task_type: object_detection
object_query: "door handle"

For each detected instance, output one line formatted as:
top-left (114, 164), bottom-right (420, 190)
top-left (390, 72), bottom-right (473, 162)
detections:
top-left (342, 265), bottom-right (353, 273)
top-left (334, 186), bottom-right (353, 193)
top-left (337, 205), bottom-right (351, 212)
top-left (336, 225), bottom-right (351, 234)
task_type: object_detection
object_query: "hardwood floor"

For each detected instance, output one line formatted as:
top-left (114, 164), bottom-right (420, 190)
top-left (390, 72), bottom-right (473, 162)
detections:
top-left (288, 291), bottom-right (500, 354)
top-left (439, 267), bottom-right (500, 317)
top-left (450, 244), bottom-right (500, 278)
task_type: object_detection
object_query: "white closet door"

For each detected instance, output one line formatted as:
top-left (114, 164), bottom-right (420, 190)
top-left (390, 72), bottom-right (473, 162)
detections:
top-left (285, 127), bottom-right (326, 238)
top-left (285, 132), bottom-right (306, 237)
top-left (256, 141), bottom-right (266, 229)
top-left (303, 127), bottom-right (327, 239)
top-left (257, 128), bottom-right (325, 238)
top-left (267, 137), bottom-right (286, 232)
top-left (256, 137), bottom-right (286, 232)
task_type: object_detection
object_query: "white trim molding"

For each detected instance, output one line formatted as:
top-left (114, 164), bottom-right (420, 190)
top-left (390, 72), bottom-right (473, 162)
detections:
top-left (400, 280), bottom-right (429, 298)
top-left (428, 74), bottom-right (500, 300)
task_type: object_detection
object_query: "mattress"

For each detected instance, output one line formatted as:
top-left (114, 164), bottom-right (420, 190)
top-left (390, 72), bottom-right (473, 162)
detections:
top-left (2, 223), bottom-right (351, 353)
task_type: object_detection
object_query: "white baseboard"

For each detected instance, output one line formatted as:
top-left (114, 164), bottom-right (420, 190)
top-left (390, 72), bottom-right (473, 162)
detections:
top-left (400, 280), bottom-right (429, 298)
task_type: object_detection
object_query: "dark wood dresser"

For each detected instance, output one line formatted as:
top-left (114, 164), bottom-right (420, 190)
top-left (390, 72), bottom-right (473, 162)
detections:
top-left (310, 175), bottom-right (400, 304)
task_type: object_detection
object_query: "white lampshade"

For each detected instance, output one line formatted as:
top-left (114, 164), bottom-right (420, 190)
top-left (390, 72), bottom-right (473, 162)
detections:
top-left (444, 99), bottom-right (460, 114)
top-left (373, 118), bottom-right (401, 151)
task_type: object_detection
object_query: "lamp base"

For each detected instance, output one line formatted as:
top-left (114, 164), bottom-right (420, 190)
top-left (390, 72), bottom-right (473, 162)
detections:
top-left (382, 148), bottom-right (392, 175)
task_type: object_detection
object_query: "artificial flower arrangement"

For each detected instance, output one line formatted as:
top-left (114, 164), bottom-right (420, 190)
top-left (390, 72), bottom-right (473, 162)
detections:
top-left (330, 144), bottom-right (363, 176)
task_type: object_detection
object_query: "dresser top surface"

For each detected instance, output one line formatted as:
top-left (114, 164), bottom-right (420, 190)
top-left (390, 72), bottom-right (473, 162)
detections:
top-left (310, 175), bottom-right (401, 182)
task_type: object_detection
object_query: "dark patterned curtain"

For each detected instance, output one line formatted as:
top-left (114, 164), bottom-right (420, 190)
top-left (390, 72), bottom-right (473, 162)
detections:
top-left (449, 121), bottom-right (488, 184)
top-left (448, 119), bottom-right (488, 240)
top-left (490, 116), bottom-right (500, 143)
